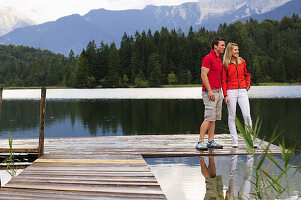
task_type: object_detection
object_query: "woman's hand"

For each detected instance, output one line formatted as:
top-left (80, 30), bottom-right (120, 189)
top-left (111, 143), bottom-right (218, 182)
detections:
top-left (246, 87), bottom-right (250, 91)
top-left (224, 96), bottom-right (229, 105)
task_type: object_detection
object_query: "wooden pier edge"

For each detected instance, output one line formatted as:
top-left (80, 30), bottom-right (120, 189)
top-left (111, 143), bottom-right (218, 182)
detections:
top-left (0, 134), bottom-right (283, 199)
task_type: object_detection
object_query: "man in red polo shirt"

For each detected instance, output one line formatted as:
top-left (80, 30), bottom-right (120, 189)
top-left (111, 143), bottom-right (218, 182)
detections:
top-left (196, 37), bottom-right (225, 150)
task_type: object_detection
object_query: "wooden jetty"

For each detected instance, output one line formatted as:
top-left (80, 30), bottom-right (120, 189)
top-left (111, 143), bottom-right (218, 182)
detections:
top-left (0, 134), bottom-right (281, 199)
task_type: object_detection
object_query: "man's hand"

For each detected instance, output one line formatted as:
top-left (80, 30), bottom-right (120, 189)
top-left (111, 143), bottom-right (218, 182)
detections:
top-left (208, 90), bottom-right (215, 101)
top-left (201, 67), bottom-right (215, 101)
top-left (224, 96), bottom-right (229, 105)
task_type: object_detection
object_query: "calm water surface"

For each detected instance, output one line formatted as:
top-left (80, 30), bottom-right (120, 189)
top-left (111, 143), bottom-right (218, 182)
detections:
top-left (145, 154), bottom-right (301, 200)
top-left (1, 86), bottom-right (301, 148)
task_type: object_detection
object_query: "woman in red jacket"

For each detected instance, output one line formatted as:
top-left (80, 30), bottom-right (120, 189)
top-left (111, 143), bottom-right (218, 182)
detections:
top-left (222, 43), bottom-right (252, 148)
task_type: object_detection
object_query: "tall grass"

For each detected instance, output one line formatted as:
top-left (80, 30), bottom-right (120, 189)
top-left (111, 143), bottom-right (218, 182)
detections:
top-left (0, 134), bottom-right (17, 176)
top-left (0, 133), bottom-right (17, 188)
top-left (235, 118), bottom-right (301, 199)
top-left (5, 133), bottom-right (16, 177)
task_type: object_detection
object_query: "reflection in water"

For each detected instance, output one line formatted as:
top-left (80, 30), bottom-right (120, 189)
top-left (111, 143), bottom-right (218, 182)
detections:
top-left (0, 169), bottom-right (23, 187)
top-left (200, 156), bottom-right (223, 200)
top-left (226, 155), bottom-right (253, 200)
top-left (200, 155), bottom-right (254, 200)
top-left (146, 155), bottom-right (301, 200)
top-left (0, 99), bottom-right (300, 148)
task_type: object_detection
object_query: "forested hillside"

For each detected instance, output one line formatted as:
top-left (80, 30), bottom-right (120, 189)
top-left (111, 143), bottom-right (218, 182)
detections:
top-left (0, 15), bottom-right (300, 88)
top-left (0, 45), bottom-right (72, 87)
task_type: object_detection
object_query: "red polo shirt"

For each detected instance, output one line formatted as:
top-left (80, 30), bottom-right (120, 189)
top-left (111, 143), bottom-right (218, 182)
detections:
top-left (201, 49), bottom-right (223, 91)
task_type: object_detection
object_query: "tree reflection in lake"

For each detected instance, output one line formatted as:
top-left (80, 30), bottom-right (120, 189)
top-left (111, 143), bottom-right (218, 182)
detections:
top-left (0, 99), bottom-right (300, 148)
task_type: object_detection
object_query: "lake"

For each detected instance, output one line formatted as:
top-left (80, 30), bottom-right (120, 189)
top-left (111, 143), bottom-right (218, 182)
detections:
top-left (145, 154), bottom-right (301, 200)
top-left (0, 86), bottom-right (301, 148)
top-left (1, 86), bottom-right (300, 198)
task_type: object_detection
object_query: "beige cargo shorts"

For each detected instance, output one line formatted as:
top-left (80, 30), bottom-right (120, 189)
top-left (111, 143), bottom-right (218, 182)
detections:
top-left (202, 89), bottom-right (223, 121)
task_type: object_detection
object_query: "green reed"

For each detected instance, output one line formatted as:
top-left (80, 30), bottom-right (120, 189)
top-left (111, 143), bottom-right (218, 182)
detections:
top-left (4, 133), bottom-right (16, 177)
top-left (235, 117), bottom-right (301, 199)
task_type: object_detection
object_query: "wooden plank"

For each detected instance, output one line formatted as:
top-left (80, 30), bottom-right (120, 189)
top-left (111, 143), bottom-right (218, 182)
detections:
top-left (35, 159), bottom-right (146, 164)
top-left (26, 166), bottom-right (151, 172)
top-left (39, 154), bottom-right (143, 160)
top-left (28, 162), bottom-right (147, 168)
top-left (12, 176), bottom-right (157, 182)
top-left (0, 188), bottom-right (166, 199)
top-left (11, 175), bottom-right (157, 182)
top-left (5, 183), bottom-right (164, 195)
top-left (0, 148), bottom-right (38, 153)
top-left (9, 179), bottom-right (160, 186)
top-left (19, 171), bottom-right (155, 177)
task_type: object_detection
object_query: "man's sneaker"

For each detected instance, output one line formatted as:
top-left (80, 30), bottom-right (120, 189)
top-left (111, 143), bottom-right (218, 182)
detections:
top-left (196, 141), bottom-right (208, 150)
top-left (207, 140), bottom-right (223, 149)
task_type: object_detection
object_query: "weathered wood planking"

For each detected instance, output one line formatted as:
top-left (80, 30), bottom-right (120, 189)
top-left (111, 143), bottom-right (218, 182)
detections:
top-left (0, 134), bottom-right (282, 199)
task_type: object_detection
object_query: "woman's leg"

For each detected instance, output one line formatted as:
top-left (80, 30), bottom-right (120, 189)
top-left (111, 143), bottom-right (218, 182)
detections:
top-left (237, 89), bottom-right (252, 129)
top-left (227, 90), bottom-right (238, 145)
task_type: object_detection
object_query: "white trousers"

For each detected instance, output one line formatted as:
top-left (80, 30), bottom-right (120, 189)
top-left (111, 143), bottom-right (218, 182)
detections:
top-left (227, 89), bottom-right (252, 145)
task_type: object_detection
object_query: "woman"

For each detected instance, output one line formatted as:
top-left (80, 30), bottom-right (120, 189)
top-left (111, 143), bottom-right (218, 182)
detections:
top-left (222, 43), bottom-right (252, 148)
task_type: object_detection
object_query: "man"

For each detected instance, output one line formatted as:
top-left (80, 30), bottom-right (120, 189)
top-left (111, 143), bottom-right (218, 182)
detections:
top-left (200, 156), bottom-right (223, 199)
top-left (196, 37), bottom-right (225, 150)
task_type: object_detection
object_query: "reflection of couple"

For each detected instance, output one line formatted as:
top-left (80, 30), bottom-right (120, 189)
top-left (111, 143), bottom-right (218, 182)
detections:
top-left (200, 155), bottom-right (254, 200)
top-left (225, 155), bottom-right (254, 200)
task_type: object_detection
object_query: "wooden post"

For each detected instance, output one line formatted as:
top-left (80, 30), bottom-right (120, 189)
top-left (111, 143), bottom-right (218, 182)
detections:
top-left (0, 87), bottom-right (3, 123)
top-left (0, 88), bottom-right (2, 188)
top-left (38, 87), bottom-right (46, 157)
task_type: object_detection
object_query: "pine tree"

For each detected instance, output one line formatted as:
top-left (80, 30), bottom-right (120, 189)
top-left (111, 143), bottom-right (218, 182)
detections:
top-left (105, 43), bottom-right (121, 87)
top-left (75, 51), bottom-right (89, 87)
top-left (148, 53), bottom-right (162, 87)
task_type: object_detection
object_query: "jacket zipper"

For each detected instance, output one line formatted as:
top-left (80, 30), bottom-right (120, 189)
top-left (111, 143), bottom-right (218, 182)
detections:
top-left (234, 64), bottom-right (240, 88)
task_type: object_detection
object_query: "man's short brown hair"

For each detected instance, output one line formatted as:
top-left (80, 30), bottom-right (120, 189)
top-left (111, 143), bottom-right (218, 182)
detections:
top-left (211, 36), bottom-right (225, 49)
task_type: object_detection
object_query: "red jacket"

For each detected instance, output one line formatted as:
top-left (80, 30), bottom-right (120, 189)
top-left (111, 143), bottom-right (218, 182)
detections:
top-left (222, 59), bottom-right (251, 97)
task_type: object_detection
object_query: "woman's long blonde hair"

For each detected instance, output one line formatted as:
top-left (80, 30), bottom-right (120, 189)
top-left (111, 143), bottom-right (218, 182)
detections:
top-left (223, 43), bottom-right (241, 68)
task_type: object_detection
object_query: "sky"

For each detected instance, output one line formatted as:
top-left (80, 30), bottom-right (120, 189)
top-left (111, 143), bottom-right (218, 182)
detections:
top-left (0, 0), bottom-right (198, 24)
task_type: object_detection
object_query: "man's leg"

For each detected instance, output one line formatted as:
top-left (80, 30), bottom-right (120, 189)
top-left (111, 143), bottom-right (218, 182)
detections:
top-left (196, 120), bottom-right (210, 150)
top-left (207, 90), bottom-right (223, 148)
top-left (199, 120), bottom-right (211, 141)
top-left (197, 90), bottom-right (216, 150)
top-left (199, 157), bottom-right (210, 178)
top-left (208, 121), bottom-right (215, 142)
top-left (207, 156), bottom-right (216, 177)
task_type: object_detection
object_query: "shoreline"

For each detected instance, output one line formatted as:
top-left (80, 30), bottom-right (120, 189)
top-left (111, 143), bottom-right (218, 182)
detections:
top-left (3, 83), bottom-right (301, 90)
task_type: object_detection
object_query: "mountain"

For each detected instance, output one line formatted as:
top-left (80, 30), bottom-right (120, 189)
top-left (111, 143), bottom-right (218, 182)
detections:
top-left (241, 0), bottom-right (301, 22)
top-left (0, 7), bottom-right (35, 36)
top-left (0, 0), bottom-right (299, 56)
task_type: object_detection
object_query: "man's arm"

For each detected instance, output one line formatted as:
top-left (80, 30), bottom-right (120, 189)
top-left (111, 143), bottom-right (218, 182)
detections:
top-left (201, 67), bottom-right (215, 101)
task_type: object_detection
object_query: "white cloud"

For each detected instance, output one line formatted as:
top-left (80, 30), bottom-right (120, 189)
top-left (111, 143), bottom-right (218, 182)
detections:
top-left (0, 0), bottom-right (197, 24)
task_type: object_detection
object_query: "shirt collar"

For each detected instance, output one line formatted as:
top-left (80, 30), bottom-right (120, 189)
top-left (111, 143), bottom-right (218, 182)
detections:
top-left (210, 49), bottom-right (222, 59)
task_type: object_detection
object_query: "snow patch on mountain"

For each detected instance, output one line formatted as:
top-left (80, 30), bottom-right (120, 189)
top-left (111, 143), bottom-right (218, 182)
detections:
top-left (197, 0), bottom-right (291, 23)
top-left (0, 7), bottom-right (35, 36)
